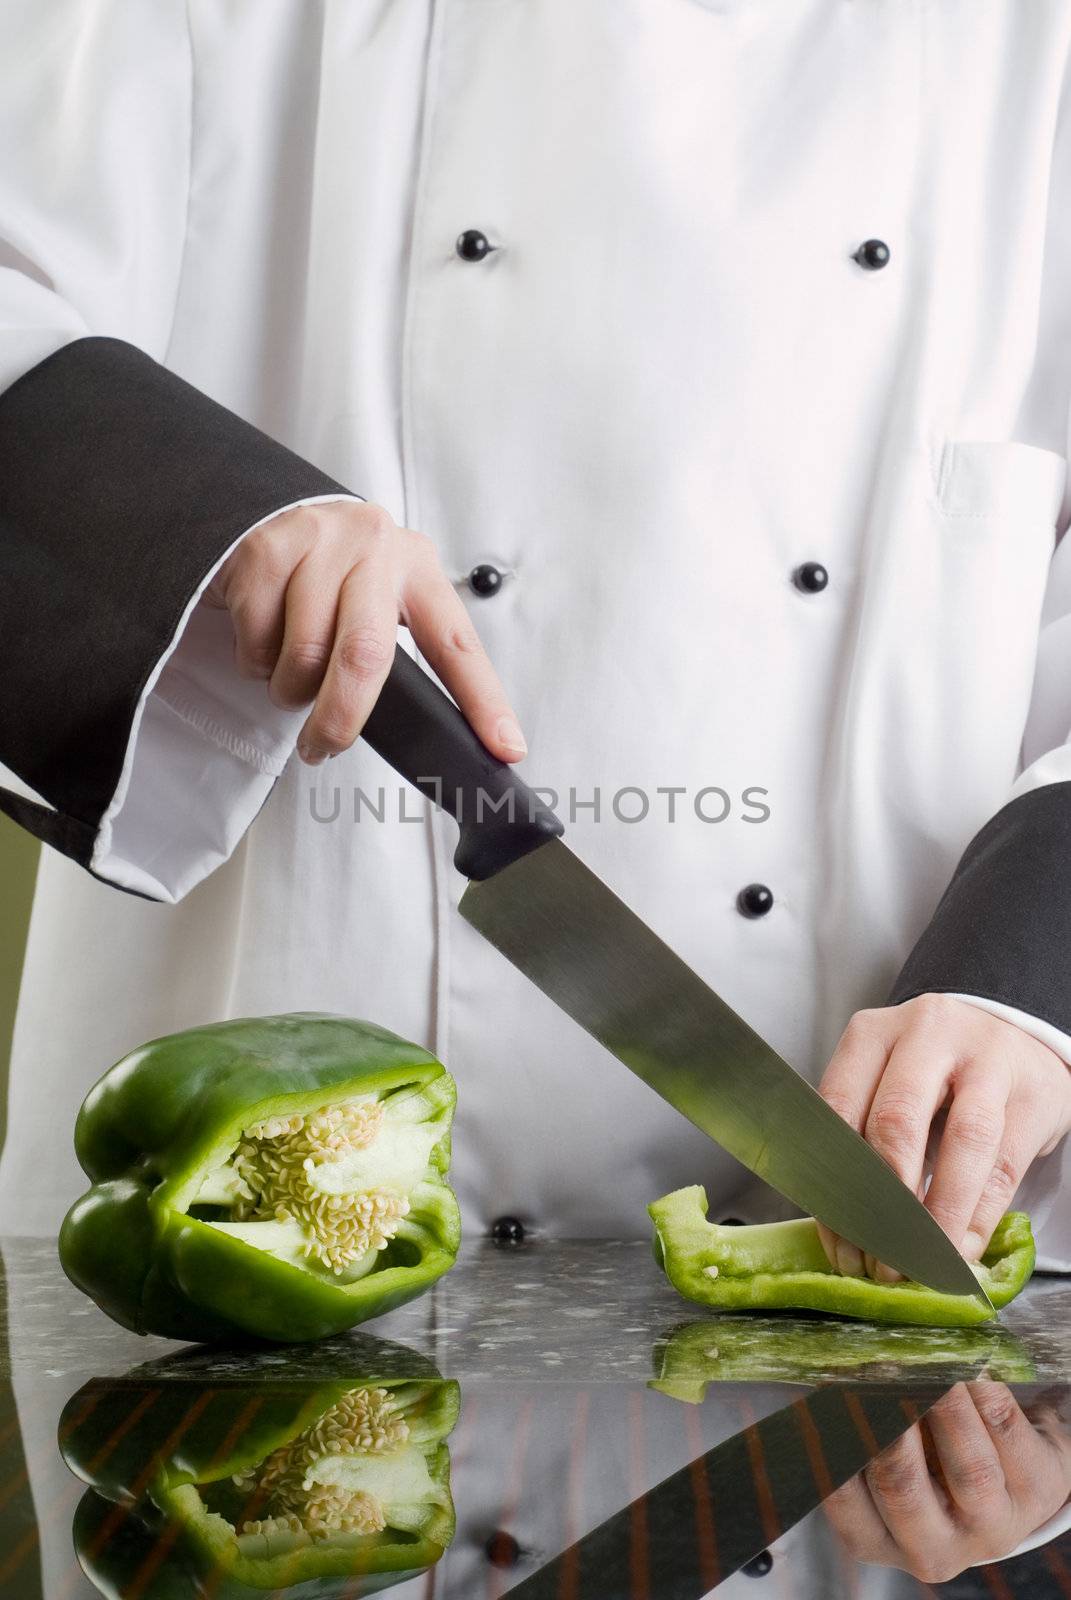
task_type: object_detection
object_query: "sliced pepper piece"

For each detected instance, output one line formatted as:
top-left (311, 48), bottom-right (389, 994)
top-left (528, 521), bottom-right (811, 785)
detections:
top-left (648, 1185), bottom-right (1035, 1328)
top-left (61, 1351), bottom-right (460, 1598)
top-left (59, 1013), bottom-right (460, 1342)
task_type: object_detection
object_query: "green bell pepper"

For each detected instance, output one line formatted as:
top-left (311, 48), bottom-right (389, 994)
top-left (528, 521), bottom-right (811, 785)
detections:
top-left (648, 1185), bottom-right (1035, 1328)
top-left (59, 1013), bottom-right (461, 1342)
top-left (650, 1317), bottom-right (1037, 1403)
top-left (61, 1343), bottom-right (460, 1598)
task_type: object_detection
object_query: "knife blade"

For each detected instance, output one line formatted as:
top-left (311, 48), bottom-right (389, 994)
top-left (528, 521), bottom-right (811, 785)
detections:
top-left (461, 840), bottom-right (986, 1301)
top-left (362, 648), bottom-right (988, 1304)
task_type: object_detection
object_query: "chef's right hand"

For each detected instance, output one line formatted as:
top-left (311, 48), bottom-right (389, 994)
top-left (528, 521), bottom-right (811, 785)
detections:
top-left (203, 500), bottom-right (527, 766)
top-left (816, 995), bottom-right (1071, 1280)
top-left (823, 1383), bottom-right (1071, 1581)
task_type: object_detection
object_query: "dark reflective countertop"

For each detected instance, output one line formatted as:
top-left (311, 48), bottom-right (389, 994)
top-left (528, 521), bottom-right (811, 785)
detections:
top-left (2, 1237), bottom-right (1070, 1598)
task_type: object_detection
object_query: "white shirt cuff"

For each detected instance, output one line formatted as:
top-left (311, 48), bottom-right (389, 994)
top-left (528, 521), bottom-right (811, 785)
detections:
top-left (90, 492), bottom-right (363, 902)
top-left (952, 992), bottom-right (1071, 1067)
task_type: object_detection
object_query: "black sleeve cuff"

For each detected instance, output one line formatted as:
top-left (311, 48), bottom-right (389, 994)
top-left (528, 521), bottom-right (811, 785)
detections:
top-left (0, 336), bottom-right (353, 874)
top-left (888, 783), bottom-right (1071, 1033)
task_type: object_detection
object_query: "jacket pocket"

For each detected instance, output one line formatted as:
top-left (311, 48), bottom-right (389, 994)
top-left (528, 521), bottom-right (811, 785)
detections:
top-left (934, 439), bottom-right (1066, 527)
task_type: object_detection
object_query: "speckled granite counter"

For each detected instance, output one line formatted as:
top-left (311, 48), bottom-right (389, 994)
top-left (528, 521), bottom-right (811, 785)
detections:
top-left (2, 1237), bottom-right (1070, 1598)
top-left (4, 1234), bottom-right (1071, 1385)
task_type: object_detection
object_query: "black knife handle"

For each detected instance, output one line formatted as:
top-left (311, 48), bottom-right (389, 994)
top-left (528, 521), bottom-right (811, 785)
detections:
top-left (361, 646), bottom-right (564, 880)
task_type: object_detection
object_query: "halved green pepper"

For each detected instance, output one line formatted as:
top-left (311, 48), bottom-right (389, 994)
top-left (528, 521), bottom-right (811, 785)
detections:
top-left (648, 1186), bottom-right (1035, 1328)
top-left (61, 1344), bottom-right (460, 1598)
top-left (59, 1013), bottom-right (461, 1342)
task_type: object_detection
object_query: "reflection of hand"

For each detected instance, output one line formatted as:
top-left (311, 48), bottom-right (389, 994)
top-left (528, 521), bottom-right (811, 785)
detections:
top-left (823, 1383), bottom-right (1071, 1582)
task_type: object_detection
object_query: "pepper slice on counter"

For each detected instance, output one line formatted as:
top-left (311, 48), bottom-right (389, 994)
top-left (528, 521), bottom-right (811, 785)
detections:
top-left (61, 1348), bottom-right (460, 1598)
top-left (648, 1186), bottom-right (1035, 1328)
top-left (59, 1013), bottom-right (460, 1342)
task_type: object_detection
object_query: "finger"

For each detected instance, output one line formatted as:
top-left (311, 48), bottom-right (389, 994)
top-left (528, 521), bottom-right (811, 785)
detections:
top-left (818, 1010), bottom-right (900, 1131)
top-left (960, 1096), bottom-right (1046, 1262)
top-left (863, 1037), bottom-right (954, 1280)
top-left (921, 1069), bottom-right (1009, 1260)
top-left (864, 1426), bottom-right (951, 1563)
top-left (402, 544), bottom-right (527, 763)
top-left (816, 1011), bottom-right (896, 1276)
top-left (822, 1474), bottom-right (901, 1565)
top-left (923, 1384), bottom-right (1009, 1528)
top-left (227, 572), bottom-right (289, 681)
top-left (268, 551), bottom-right (343, 711)
top-left (967, 1382), bottom-right (1065, 1503)
top-left (1025, 1398), bottom-right (1071, 1464)
top-left (298, 561), bottom-right (398, 763)
top-left (814, 1221), bottom-right (862, 1279)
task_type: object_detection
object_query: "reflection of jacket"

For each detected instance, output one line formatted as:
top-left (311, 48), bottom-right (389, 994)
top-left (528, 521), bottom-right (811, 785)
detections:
top-left (3, 2), bottom-right (1071, 1253)
top-left (2, 1333), bottom-right (843, 1599)
top-left (440, 1380), bottom-right (842, 1597)
top-left (11, 1357), bottom-right (1065, 1597)
top-left (434, 1381), bottom-right (1071, 1598)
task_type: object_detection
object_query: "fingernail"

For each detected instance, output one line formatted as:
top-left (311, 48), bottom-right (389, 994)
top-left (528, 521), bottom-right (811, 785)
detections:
top-left (874, 1260), bottom-right (904, 1284)
top-left (835, 1241), bottom-right (866, 1278)
top-left (496, 716), bottom-right (528, 756)
top-left (299, 744), bottom-right (328, 766)
top-left (962, 1229), bottom-right (986, 1261)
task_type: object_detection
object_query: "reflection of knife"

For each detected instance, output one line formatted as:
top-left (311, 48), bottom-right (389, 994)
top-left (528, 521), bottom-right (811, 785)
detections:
top-left (502, 1383), bottom-right (952, 1596)
top-left (363, 650), bottom-right (986, 1304)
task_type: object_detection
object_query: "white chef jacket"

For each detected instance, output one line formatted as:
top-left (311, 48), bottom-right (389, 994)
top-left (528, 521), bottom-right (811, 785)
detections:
top-left (2, 0), bottom-right (1071, 1273)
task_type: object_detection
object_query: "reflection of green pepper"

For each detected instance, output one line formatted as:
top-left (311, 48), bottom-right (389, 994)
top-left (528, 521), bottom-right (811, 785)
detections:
top-left (648, 1186), bottom-right (1035, 1328)
top-left (60, 1014), bottom-right (460, 1342)
top-left (61, 1352), bottom-right (460, 1597)
top-left (650, 1317), bottom-right (1038, 1403)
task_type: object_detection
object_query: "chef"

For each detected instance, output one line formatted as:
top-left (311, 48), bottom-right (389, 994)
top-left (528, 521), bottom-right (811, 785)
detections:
top-left (3, 0), bottom-right (1071, 1298)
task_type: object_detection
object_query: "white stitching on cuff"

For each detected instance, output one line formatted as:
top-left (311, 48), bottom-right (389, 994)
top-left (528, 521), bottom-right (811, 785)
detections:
top-left (154, 687), bottom-right (292, 777)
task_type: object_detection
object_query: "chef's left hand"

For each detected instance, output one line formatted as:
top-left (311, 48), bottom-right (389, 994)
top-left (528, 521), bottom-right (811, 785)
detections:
top-left (817, 994), bottom-right (1071, 1279)
top-left (823, 1383), bottom-right (1071, 1581)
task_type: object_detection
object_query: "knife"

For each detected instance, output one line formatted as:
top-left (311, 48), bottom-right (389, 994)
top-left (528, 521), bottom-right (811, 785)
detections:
top-left (362, 647), bottom-right (988, 1304)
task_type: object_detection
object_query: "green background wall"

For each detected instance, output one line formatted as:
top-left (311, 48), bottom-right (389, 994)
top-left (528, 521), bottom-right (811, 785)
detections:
top-left (0, 815), bottom-right (38, 1156)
